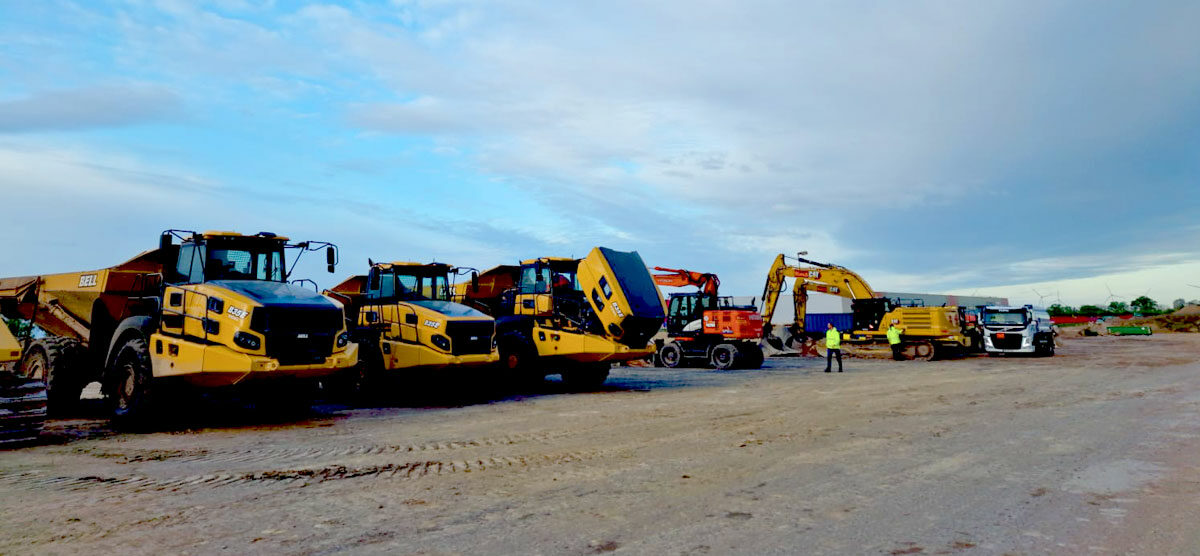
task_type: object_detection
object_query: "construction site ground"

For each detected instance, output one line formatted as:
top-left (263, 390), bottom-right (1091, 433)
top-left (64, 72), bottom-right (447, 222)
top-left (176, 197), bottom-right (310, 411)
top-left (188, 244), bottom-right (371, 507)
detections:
top-left (2, 334), bottom-right (1199, 555)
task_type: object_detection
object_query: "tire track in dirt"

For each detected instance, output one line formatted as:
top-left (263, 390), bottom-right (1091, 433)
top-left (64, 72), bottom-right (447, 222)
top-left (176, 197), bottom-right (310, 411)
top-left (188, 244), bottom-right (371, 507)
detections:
top-left (58, 430), bottom-right (573, 466)
top-left (0, 449), bottom-right (604, 494)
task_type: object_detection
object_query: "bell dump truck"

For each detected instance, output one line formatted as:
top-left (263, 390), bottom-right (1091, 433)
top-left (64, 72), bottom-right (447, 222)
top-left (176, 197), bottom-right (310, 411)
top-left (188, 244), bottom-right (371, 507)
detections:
top-left (651, 267), bottom-right (764, 369)
top-left (0, 230), bottom-right (358, 421)
top-left (458, 247), bottom-right (666, 389)
top-left (0, 322), bottom-right (46, 442)
top-left (980, 305), bottom-right (1055, 356)
top-left (761, 252), bottom-right (976, 360)
top-left (324, 261), bottom-right (497, 393)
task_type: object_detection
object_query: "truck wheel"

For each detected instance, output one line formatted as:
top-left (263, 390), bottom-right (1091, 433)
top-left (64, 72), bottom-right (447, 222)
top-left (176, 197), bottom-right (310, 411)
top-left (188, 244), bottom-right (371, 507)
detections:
top-left (108, 337), bottom-right (154, 425)
top-left (710, 344), bottom-right (740, 370)
top-left (659, 343), bottom-right (684, 368)
top-left (741, 343), bottom-right (765, 369)
top-left (20, 338), bottom-right (86, 416)
top-left (562, 363), bottom-right (610, 390)
top-left (498, 334), bottom-right (541, 388)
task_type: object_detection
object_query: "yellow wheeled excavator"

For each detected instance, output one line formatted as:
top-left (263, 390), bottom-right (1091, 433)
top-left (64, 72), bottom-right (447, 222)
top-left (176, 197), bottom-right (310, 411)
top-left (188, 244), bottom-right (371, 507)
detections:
top-left (458, 247), bottom-right (666, 389)
top-left (324, 261), bottom-right (497, 394)
top-left (0, 230), bottom-right (359, 422)
top-left (760, 252), bottom-right (976, 360)
top-left (0, 322), bottom-right (46, 442)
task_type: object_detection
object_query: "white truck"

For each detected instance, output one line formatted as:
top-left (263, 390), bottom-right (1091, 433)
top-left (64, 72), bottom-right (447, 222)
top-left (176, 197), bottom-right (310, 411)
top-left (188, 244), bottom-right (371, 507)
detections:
top-left (980, 305), bottom-right (1055, 356)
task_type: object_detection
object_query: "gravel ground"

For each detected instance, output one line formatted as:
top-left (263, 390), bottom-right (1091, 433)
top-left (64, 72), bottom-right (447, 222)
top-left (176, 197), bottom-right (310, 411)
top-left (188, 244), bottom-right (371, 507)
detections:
top-left (1, 334), bottom-right (1198, 555)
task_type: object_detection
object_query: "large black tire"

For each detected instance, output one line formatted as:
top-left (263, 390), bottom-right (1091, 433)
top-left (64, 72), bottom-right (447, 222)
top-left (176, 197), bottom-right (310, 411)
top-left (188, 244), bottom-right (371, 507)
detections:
top-left (562, 363), bottom-right (610, 391)
top-left (740, 343), bottom-right (765, 369)
top-left (108, 337), bottom-right (155, 425)
top-left (659, 342), bottom-right (684, 368)
top-left (328, 341), bottom-right (386, 402)
top-left (498, 333), bottom-right (542, 389)
top-left (0, 375), bottom-right (47, 444)
top-left (710, 343), bottom-right (740, 370)
top-left (19, 338), bottom-right (86, 416)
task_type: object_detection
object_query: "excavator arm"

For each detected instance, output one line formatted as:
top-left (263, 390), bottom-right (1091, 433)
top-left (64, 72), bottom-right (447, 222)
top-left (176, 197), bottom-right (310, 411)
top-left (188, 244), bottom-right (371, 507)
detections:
top-left (651, 267), bottom-right (720, 296)
top-left (759, 253), bottom-right (879, 348)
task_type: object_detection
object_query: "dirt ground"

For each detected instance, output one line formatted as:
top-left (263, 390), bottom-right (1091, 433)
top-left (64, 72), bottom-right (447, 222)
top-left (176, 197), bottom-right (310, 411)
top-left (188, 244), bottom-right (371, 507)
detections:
top-left (2, 335), bottom-right (1200, 555)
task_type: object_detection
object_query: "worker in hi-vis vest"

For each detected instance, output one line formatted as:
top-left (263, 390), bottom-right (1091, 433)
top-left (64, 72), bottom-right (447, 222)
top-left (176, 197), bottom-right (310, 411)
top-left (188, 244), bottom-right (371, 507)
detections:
top-left (887, 320), bottom-right (905, 361)
top-left (824, 322), bottom-right (843, 373)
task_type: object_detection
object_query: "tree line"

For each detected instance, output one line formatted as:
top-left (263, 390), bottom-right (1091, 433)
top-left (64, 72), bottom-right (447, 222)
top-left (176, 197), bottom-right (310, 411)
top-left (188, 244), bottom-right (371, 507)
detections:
top-left (1048, 297), bottom-right (1198, 317)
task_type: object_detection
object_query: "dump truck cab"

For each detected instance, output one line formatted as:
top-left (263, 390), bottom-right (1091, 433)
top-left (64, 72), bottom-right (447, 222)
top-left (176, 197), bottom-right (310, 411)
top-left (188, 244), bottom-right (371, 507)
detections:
top-left (324, 261), bottom-right (497, 391)
top-left (0, 229), bottom-right (358, 421)
top-left (461, 247), bottom-right (666, 389)
top-left (150, 231), bottom-right (357, 389)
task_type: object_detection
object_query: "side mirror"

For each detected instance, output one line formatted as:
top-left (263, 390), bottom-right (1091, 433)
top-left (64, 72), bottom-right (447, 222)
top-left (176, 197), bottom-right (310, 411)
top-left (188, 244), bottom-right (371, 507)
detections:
top-left (470, 271), bottom-right (479, 293)
top-left (326, 246), bottom-right (336, 273)
top-left (159, 234), bottom-right (172, 250)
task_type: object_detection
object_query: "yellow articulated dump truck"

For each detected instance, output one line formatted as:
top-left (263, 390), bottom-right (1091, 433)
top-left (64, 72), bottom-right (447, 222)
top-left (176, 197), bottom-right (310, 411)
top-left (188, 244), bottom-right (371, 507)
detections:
top-left (323, 261), bottom-right (497, 393)
top-left (0, 322), bottom-right (46, 442)
top-left (458, 247), bottom-right (666, 389)
top-left (0, 230), bottom-right (358, 422)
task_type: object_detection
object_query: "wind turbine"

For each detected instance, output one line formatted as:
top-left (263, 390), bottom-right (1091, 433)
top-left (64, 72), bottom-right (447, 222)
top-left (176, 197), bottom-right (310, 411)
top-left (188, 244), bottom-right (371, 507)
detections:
top-left (1104, 283), bottom-right (1123, 305)
top-left (1031, 288), bottom-right (1051, 307)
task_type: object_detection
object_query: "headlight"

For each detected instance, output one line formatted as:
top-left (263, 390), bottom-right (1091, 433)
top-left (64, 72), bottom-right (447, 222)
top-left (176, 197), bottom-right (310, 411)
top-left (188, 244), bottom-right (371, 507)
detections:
top-left (207, 297), bottom-right (224, 314)
top-left (234, 331), bottom-right (261, 350)
top-left (336, 331), bottom-right (349, 348)
top-left (431, 334), bottom-right (450, 351)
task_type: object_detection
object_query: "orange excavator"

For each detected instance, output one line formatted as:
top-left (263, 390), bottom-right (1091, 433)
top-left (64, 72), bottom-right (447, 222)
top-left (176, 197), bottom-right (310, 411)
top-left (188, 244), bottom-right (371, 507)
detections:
top-left (651, 267), bottom-right (764, 369)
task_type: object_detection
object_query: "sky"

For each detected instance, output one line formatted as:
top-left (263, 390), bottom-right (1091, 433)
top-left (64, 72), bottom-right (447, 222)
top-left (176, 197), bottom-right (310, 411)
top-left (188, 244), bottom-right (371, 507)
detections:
top-left (1, 0), bottom-right (1198, 308)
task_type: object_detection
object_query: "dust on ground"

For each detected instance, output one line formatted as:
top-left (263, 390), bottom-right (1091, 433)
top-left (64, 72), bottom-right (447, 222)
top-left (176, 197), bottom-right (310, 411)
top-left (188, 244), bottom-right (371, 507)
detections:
top-left (1, 334), bottom-right (1199, 555)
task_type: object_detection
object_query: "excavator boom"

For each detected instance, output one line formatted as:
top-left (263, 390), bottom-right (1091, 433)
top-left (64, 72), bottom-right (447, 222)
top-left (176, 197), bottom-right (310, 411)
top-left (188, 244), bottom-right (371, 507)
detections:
top-left (651, 267), bottom-right (720, 296)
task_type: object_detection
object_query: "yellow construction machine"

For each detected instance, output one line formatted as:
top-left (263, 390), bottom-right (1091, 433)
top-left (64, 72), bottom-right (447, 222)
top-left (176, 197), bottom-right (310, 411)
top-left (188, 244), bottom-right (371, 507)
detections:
top-left (761, 252), bottom-right (976, 360)
top-left (324, 261), bottom-right (497, 393)
top-left (0, 321), bottom-right (46, 442)
top-left (0, 230), bottom-right (358, 421)
top-left (458, 247), bottom-right (666, 389)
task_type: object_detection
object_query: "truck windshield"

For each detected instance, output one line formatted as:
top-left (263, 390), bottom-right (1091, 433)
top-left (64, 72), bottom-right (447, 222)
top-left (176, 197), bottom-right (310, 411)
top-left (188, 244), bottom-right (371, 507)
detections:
top-left (207, 245), bottom-right (285, 282)
top-left (396, 272), bottom-right (452, 301)
top-left (983, 310), bottom-right (1028, 325)
top-left (519, 265), bottom-right (579, 294)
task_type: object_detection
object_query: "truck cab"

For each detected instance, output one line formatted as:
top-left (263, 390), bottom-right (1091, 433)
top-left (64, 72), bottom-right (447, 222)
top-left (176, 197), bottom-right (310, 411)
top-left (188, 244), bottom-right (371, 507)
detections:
top-left (980, 305), bottom-right (1055, 356)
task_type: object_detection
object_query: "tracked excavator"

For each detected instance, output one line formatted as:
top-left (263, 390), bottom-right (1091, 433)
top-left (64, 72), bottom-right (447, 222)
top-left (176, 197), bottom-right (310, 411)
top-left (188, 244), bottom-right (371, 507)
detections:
top-left (0, 230), bottom-right (359, 422)
top-left (651, 267), bottom-right (763, 369)
top-left (0, 322), bottom-right (46, 442)
top-left (458, 248), bottom-right (666, 389)
top-left (760, 252), bottom-right (974, 360)
top-left (324, 261), bottom-right (497, 394)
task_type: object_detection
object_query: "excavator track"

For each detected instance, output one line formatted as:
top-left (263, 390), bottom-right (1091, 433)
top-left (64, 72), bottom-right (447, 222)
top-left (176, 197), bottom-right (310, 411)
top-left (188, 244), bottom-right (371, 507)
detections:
top-left (813, 338), bottom-right (936, 360)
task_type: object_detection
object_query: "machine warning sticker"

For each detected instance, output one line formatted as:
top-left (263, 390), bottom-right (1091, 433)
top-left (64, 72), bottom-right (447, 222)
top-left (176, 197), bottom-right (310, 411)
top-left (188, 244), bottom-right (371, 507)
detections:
top-left (423, 319), bottom-right (441, 329)
top-left (227, 306), bottom-right (248, 320)
top-left (78, 274), bottom-right (98, 288)
top-left (610, 301), bottom-right (625, 318)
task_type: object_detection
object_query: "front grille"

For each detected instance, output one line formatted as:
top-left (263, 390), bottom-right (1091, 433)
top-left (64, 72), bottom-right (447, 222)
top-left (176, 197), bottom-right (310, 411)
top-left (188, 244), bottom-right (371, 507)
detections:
top-left (250, 306), bottom-right (343, 365)
top-left (446, 321), bottom-right (494, 356)
top-left (990, 333), bottom-right (1024, 350)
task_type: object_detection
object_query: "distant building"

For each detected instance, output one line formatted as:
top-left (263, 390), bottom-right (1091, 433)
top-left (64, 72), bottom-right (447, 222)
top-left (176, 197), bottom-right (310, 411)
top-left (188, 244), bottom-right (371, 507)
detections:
top-left (875, 291), bottom-right (1009, 309)
top-left (746, 291), bottom-right (1009, 326)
